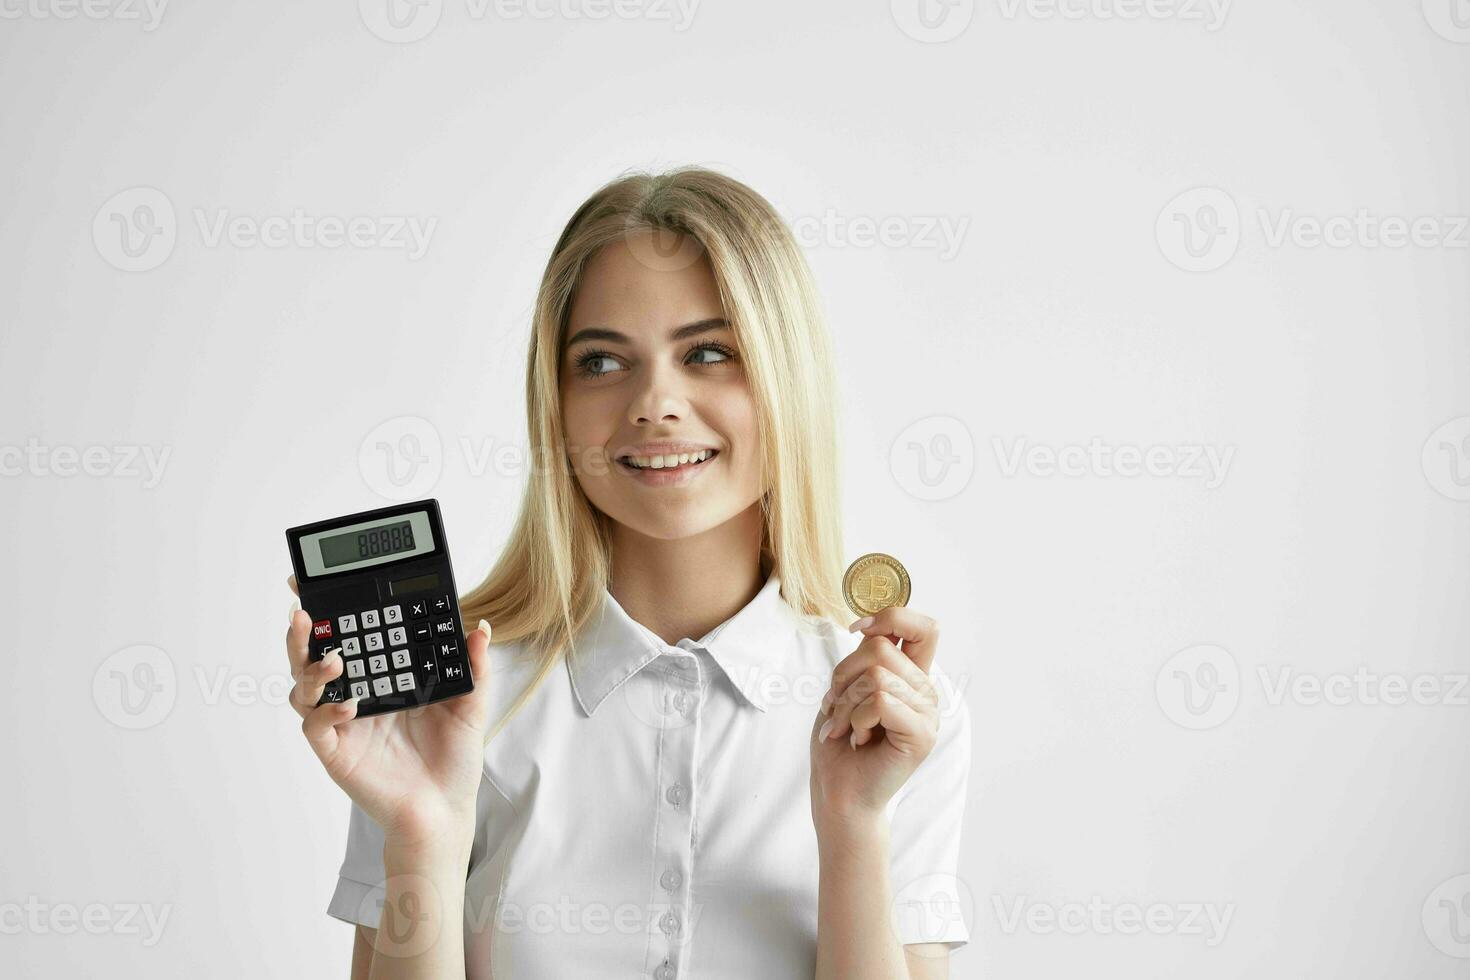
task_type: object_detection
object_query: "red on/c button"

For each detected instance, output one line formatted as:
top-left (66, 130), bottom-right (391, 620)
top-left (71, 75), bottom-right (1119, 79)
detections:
top-left (312, 619), bottom-right (333, 640)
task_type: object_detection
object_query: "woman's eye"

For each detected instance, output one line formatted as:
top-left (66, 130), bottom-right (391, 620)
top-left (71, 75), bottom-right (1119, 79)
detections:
top-left (687, 346), bottom-right (729, 365)
top-left (572, 351), bottom-right (622, 378)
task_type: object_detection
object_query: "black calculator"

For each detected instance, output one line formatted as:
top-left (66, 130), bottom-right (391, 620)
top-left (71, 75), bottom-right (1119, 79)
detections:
top-left (286, 498), bottom-right (474, 716)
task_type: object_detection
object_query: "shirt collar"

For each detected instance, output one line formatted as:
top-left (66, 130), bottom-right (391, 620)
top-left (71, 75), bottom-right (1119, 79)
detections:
top-left (567, 572), bottom-right (801, 716)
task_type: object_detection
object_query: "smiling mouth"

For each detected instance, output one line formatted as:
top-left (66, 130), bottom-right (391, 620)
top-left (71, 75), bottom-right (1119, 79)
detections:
top-left (617, 450), bottom-right (720, 472)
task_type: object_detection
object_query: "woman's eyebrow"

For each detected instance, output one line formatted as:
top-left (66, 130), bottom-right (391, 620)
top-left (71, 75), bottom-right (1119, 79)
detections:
top-left (565, 317), bottom-right (729, 348)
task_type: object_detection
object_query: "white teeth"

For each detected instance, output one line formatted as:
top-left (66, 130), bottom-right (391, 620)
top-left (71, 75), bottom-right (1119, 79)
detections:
top-left (624, 449), bottom-right (715, 470)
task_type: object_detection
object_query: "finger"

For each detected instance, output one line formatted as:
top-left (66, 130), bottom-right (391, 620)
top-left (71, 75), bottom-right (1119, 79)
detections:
top-left (285, 606), bottom-right (312, 680)
top-left (449, 619), bottom-right (494, 729)
top-left (286, 573), bottom-right (299, 597)
top-left (301, 697), bottom-right (360, 764)
top-left (824, 634), bottom-right (934, 716)
top-left (824, 662), bottom-right (925, 742)
top-left (850, 606), bottom-right (940, 674)
top-left (848, 690), bottom-right (935, 755)
top-left (290, 646), bottom-right (343, 718)
top-left (850, 670), bottom-right (930, 720)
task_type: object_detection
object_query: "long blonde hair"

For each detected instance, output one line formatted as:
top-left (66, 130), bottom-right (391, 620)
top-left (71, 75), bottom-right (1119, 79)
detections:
top-left (460, 165), bottom-right (849, 743)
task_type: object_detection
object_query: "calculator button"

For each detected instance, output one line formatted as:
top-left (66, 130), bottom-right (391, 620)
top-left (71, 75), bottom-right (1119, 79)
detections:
top-left (442, 663), bottom-right (465, 682)
top-left (320, 680), bottom-right (345, 703)
top-left (416, 646), bottom-right (439, 682)
top-left (350, 681), bottom-right (370, 700)
top-left (364, 632), bottom-right (384, 652)
top-left (432, 618), bottom-right (456, 638)
top-left (361, 609), bottom-right (381, 629)
top-left (312, 619), bottom-right (333, 640)
top-left (432, 595), bottom-right (454, 615)
top-left (437, 641), bottom-right (460, 660)
top-left (372, 676), bottom-right (393, 697)
top-left (395, 672), bottom-right (416, 693)
top-left (409, 599), bottom-right (430, 620)
top-left (383, 605), bottom-right (403, 625)
top-left (412, 623), bottom-right (432, 642)
top-left (391, 649), bottom-right (411, 670)
top-left (341, 637), bottom-right (361, 656)
top-left (337, 614), bottom-right (358, 635)
top-left (387, 626), bottom-right (408, 647)
top-left (346, 659), bottom-right (366, 679)
top-left (368, 654), bottom-right (388, 675)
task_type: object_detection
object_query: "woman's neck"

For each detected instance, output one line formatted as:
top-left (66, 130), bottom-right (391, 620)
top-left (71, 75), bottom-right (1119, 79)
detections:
top-left (607, 503), bottom-right (767, 646)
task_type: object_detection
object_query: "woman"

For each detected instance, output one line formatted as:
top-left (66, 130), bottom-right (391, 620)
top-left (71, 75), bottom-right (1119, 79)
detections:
top-left (284, 166), bottom-right (972, 978)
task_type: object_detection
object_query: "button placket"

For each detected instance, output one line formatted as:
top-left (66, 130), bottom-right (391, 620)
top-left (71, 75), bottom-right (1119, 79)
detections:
top-left (647, 652), bottom-right (701, 977)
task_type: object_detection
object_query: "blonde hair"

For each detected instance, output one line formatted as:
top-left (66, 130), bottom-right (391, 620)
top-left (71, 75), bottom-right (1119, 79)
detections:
top-left (460, 165), bottom-right (849, 744)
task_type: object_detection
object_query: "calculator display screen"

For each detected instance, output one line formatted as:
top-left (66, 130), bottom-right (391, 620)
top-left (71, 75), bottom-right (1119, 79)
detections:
top-left (299, 510), bottom-right (436, 578)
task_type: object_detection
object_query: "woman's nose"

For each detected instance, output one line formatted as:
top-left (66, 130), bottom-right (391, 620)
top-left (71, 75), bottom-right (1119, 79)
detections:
top-left (627, 362), bottom-right (688, 424)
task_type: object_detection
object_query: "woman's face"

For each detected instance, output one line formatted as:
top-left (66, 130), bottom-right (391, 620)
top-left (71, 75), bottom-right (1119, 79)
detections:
top-left (560, 230), bottom-right (764, 542)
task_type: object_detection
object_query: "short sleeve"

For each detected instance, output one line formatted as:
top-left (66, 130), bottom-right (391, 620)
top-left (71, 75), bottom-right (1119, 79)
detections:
top-left (326, 801), bottom-right (389, 928)
top-left (886, 663), bottom-right (973, 949)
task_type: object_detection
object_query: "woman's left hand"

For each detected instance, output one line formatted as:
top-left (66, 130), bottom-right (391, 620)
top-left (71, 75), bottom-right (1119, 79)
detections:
top-left (810, 605), bottom-right (942, 827)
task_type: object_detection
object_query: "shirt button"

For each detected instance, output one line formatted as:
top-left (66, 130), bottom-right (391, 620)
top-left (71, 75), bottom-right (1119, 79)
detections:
top-left (672, 691), bottom-right (690, 713)
top-left (665, 782), bottom-right (686, 808)
top-left (660, 869), bottom-right (682, 891)
top-left (655, 960), bottom-right (676, 980)
top-left (660, 911), bottom-right (680, 937)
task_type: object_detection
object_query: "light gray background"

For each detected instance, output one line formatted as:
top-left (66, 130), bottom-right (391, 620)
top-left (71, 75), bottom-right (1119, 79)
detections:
top-left (3, 0), bottom-right (1469, 976)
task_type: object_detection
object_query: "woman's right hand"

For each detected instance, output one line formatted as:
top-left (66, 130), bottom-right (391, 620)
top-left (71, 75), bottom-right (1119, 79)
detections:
top-left (285, 575), bottom-right (494, 853)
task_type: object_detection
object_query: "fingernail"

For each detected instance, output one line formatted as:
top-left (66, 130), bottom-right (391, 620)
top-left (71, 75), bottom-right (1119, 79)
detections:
top-left (820, 689), bottom-right (833, 715)
top-left (477, 618), bottom-right (492, 638)
top-left (849, 730), bottom-right (859, 750)
top-left (818, 719), bottom-right (833, 742)
top-left (848, 616), bottom-right (874, 632)
top-left (322, 647), bottom-right (340, 664)
top-left (288, 600), bottom-right (300, 622)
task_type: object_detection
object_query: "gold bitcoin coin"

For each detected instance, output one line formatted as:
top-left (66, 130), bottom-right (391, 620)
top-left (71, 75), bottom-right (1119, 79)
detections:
top-left (843, 553), bottom-right (911, 617)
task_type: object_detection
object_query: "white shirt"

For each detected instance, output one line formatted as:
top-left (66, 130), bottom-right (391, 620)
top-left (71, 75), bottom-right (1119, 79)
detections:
top-left (327, 572), bottom-right (972, 978)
